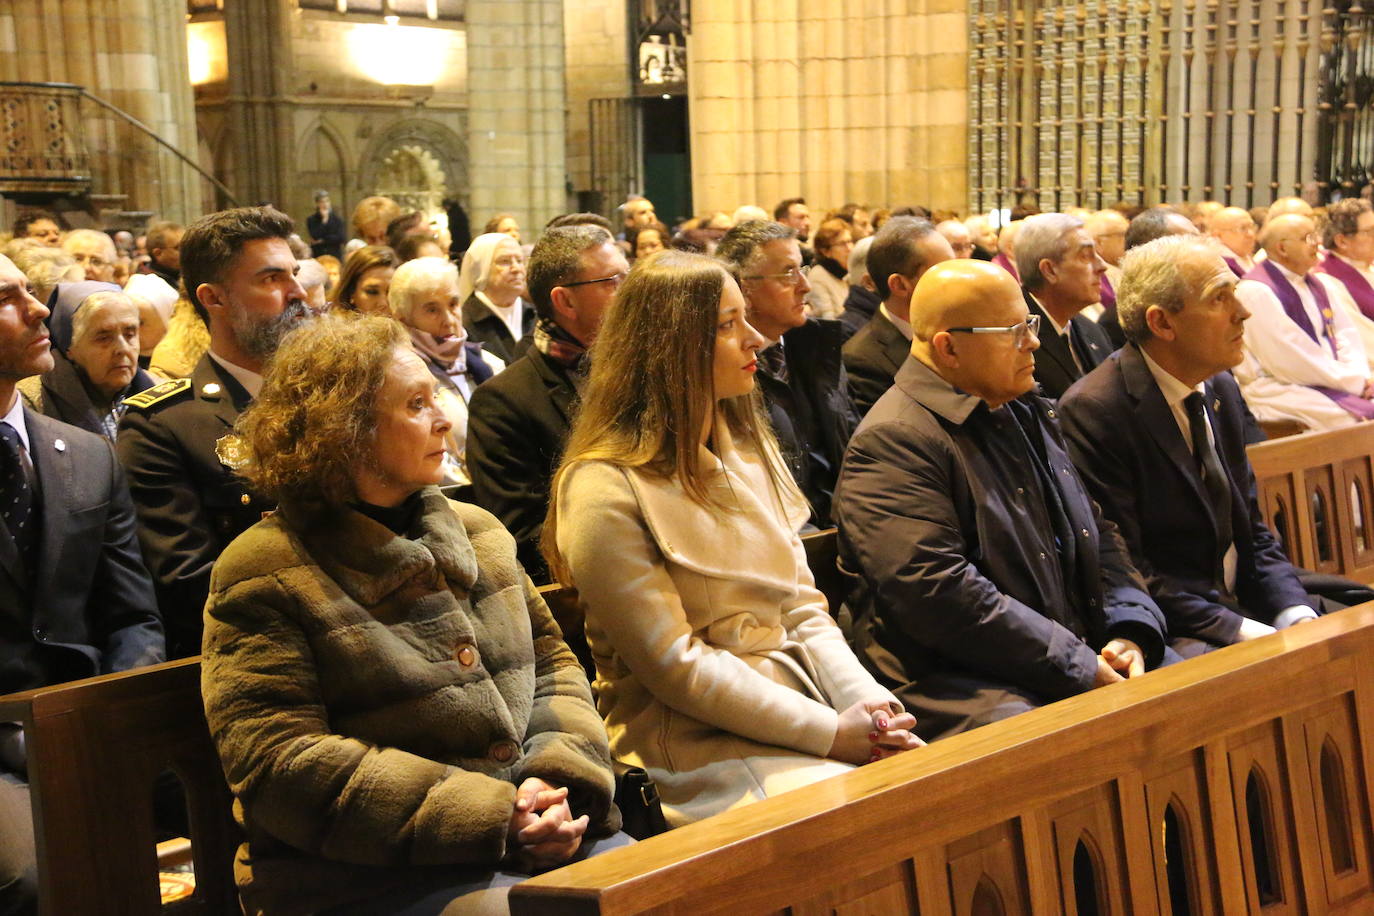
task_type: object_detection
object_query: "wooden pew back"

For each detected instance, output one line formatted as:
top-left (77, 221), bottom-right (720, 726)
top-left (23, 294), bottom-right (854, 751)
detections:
top-left (510, 603), bottom-right (1374, 915)
top-left (1248, 423), bottom-right (1374, 583)
top-left (0, 658), bottom-right (238, 916)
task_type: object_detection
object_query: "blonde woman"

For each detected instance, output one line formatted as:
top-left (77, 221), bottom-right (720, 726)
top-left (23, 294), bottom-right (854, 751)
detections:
top-left (544, 250), bottom-right (922, 827)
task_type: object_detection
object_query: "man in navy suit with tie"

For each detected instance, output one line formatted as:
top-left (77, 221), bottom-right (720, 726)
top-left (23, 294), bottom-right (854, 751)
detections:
top-left (0, 253), bottom-right (164, 915)
top-left (1058, 235), bottom-right (1317, 657)
top-left (1015, 213), bottom-right (1115, 400)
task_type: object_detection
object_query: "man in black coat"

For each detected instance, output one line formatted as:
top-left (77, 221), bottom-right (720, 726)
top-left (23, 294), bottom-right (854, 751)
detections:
top-left (118, 207), bottom-right (310, 658)
top-left (718, 220), bottom-right (857, 528)
top-left (0, 253), bottom-right (165, 915)
top-left (842, 217), bottom-right (953, 418)
top-left (466, 224), bottom-right (627, 582)
top-left (1059, 235), bottom-right (1317, 656)
top-left (305, 190), bottom-right (345, 261)
top-left (836, 260), bottom-right (1166, 742)
top-left (1016, 213), bottom-right (1115, 399)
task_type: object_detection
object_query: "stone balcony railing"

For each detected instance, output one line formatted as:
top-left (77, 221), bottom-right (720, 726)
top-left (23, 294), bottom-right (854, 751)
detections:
top-left (0, 81), bottom-right (92, 196)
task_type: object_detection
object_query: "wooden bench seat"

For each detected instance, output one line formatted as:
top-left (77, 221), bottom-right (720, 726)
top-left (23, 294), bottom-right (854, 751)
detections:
top-left (510, 602), bottom-right (1374, 914)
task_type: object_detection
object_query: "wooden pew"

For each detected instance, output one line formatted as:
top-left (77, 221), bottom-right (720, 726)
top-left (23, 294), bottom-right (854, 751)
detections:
top-left (1248, 423), bottom-right (1374, 583)
top-left (509, 602), bottom-right (1374, 915)
top-left (0, 658), bottom-right (238, 915)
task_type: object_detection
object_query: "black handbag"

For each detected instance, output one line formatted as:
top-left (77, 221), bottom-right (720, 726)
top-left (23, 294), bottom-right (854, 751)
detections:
top-left (612, 759), bottom-right (668, 839)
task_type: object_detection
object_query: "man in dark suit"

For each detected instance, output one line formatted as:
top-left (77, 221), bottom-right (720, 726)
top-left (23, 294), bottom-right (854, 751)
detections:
top-left (305, 190), bottom-right (345, 261)
top-left (1059, 235), bottom-right (1317, 656)
top-left (718, 220), bottom-right (857, 528)
top-left (842, 216), bottom-right (953, 417)
top-left (0, 253), bottom-right (165, 915)
top-left (118, 207), bottom-right (310, 658)
top-left (1015, 213), bottom-right (1114, 399)
top-left (466, 224), bottom-right (627, 582)
top-left (836, 259), bottom-right (1166, 742)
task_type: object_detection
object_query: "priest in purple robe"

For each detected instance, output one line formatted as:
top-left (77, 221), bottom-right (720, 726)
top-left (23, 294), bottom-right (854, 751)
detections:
top-left (1314, 198), bottom-right (1374, 363)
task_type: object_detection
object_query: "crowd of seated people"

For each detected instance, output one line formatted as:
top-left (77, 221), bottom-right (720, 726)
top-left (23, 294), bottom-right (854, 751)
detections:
top-left (3, 189), bottom-right (1374, 914)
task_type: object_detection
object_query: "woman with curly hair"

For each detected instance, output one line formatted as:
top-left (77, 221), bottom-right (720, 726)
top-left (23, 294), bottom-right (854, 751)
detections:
top-left (543, 250), bottom-right (923, 827)
top-left (201, 314), bottom-right (626, 915)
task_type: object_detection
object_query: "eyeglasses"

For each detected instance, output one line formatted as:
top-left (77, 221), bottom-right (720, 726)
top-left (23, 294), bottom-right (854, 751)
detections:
top-left (945, 314), bottom-right (1041, 348)
top-left (743, 266), bottom-right (806, 287)
top-left (562, 271), bottom-right (627, 289)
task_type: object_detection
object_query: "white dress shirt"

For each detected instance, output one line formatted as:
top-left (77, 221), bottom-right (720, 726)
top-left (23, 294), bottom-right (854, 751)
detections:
top-left (1140, 349), bottom-right (1316, 631)
top-left (879, 304), bottom-right (914, 341)
top-left (208, 351), bottom-right (264, 400)
top-left (1032, 294), bottom-right (1083, 373)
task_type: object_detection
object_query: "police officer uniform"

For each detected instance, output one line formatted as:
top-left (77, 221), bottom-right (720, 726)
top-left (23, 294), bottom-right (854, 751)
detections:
top-left (116, 354), bottom-right (271, 658)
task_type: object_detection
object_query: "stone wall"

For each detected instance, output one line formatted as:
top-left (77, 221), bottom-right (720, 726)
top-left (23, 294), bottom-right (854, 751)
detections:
top-left (563, 0), bottom-right (630, 204)
top-left (0, 0), bottom-right (204, 224)
top-left (689, 0), bottom-right (969, 216)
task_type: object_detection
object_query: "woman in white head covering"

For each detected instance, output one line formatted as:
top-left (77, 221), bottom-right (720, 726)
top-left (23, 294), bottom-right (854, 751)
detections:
top-left (458, 231), bottom-right (534, 364)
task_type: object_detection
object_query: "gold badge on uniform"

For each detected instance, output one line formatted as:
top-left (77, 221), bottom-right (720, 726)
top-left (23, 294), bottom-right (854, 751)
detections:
top-left (215, 434), bottom-right (250, 471)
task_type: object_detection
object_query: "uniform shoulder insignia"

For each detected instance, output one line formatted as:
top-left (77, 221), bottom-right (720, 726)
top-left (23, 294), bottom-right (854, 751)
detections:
top-left (124, 378), bottom-right (193, 410)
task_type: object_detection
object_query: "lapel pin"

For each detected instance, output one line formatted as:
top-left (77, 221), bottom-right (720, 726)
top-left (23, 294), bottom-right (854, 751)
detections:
top-left (1213, 398), bottom-right (1221, 412)
top-left (203, 382), bottom-right (222, 396)
top-left (53, 438), bottom-right (65, 453)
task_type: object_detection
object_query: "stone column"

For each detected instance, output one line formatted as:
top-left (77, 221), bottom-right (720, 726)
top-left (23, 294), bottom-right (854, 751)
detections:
top-left (222, 0), bottom-right (296, 211)
top-left (689, 0), bottom-right (968, 215)
top-left (467, 0), bottom-right (568, 230)
top-left (0, 0), bottom-right (205, 222)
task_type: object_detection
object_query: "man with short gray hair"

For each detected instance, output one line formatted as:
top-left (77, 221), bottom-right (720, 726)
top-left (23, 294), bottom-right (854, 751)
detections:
top-left (718, 219), bottom-right (856, 527)
top-left (1059, 235), bottom-right (1318, 656)
top-left (467, 224), bottom-right (627, 580)
top-left (842, 217), bottom-right (954, 417)
top-left (1016, 213), bottom-right (1113, 399)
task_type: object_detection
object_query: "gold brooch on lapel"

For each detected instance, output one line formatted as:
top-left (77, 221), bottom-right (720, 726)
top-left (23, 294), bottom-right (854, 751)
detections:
top-left (215, 434), bottom-right (249, 471)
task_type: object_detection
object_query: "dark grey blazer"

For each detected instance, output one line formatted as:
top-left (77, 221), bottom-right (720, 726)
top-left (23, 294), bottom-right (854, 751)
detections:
top-left (0, 409), bottom-right (164, 694)
top-left (1024, 290), bottom-right (1113, 400)
top-left (842, 307), bottom-right (910, 419)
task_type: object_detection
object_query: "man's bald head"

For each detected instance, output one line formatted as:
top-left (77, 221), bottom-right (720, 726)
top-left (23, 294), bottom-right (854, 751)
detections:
top-left (1208, 206), bottom-right (1258, 260)
top-left (1260, 214), bottom-right (1320, 274)
top-left (911, 259), bottom-right (1037, 408)
top-left (1085, 210), bottom-right (1130, 266)
top-left (911, 259), bottom-right (1023, 342)
top-left (1267, 196), bottom-right (1313, 223)
top-left (997, 220), bottom-right (1020, 256)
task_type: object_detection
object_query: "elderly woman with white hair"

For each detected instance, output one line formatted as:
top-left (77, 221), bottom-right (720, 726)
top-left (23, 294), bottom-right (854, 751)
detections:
top-left (459, 232), bottom-right (534, 364)
top-left (18, 281), bottom-right (156, 440)
top-left (390, 256), bottom-right (505, 488)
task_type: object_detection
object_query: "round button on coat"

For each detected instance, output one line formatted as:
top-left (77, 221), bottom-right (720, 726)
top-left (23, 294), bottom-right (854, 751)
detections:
top-left (456, 644), bottom-right (477, 667)
top-left (491, 742), bottom-right (515, 763)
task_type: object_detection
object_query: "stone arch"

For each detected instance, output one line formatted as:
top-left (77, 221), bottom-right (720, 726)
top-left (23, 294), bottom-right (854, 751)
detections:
top-left (295, 117), bottom-right (350, 223)
top-left (357, 116), bottom-right (469, 216)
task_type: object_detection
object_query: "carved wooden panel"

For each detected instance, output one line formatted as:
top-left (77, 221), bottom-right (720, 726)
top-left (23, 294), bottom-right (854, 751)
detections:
top-left (1297, 695), bottom-right (1373, 908)
top-left (1304, 466), bottom-right (1342, 574)
top-left (1143, 751), bottom-right (1219, 915)
top-left (1340, 456), bottom-right (1374, 582)
top-left (1225, 722), bottom-right (1302, 913)
top-left (1043, 784), bottom-right (1131, 915)
top-left (1256, 471), bottom-right (1305, 567)
top-left (788, 861), bottom-right (919, 916)
top-left (944, 822), bottom-right (1031, 916)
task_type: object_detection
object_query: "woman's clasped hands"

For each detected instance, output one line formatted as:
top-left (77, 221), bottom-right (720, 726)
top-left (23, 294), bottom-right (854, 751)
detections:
top-left (507, 777), bottom-right (589, 872)
top-left (828, 700), bottom-right (926, 765)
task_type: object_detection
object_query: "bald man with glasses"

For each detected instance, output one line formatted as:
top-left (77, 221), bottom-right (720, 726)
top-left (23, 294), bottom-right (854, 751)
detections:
top-left (717, 220), bottom-right (858, 528)
top-left (835, 259), bottom-right (1167, 742)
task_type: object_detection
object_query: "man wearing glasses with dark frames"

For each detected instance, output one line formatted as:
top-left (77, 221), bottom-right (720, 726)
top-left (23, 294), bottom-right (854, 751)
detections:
top-left (467, 224), bottom-right (628, 582)
top-left (836, 259), bottom-right (1167, 742)
top-left (717, 219), bottom-right (857, 529)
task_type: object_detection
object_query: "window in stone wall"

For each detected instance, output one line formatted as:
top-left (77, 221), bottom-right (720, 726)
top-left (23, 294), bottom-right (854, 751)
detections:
top-left (968, 0), bottom-right (1333, 213)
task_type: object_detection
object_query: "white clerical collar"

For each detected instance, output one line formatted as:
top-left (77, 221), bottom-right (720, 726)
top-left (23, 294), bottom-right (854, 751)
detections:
top-left (1271, 260), bottom-right (1310, 287)
top-left (208, 350), bottom-right (264, 399)
top-left (879, 303), bottom-right (914, 341)
top-left (0, 390), bottom-right (29, 452)
top-left (1139, 346), bottom-right (1204, 409)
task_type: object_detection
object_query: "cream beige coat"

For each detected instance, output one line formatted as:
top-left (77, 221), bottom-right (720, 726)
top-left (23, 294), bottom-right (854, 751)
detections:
top-left (554, 425), bottom-right (898, 826)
